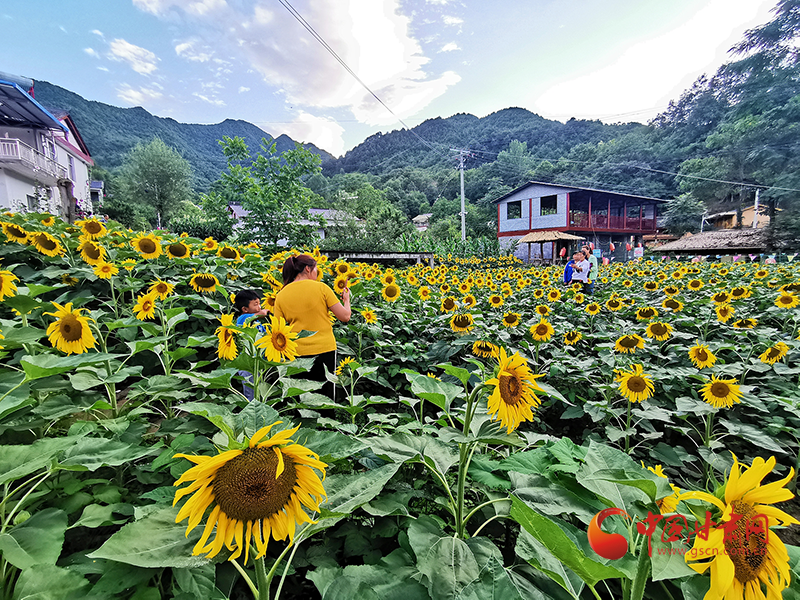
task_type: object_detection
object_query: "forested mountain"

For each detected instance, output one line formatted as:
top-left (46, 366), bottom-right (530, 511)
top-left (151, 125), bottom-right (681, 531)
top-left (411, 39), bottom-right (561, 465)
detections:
top-left (33, 80), bottom-right (333, 191)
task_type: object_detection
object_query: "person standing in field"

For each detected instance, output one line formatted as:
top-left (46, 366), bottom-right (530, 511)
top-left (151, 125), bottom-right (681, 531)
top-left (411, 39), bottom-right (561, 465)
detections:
top-left (274, 254), bottom-right (351, 398)
top-left (233, 289), bottom-right (268, 401)
top-left (570, 251), bottom-right (590, 292)
top-left (582, 245), bottom-right (599, 294)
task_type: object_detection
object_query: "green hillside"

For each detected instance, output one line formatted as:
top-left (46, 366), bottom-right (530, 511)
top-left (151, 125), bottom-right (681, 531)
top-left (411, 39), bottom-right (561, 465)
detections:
top-left (33, 80), bottom-right (333, 191)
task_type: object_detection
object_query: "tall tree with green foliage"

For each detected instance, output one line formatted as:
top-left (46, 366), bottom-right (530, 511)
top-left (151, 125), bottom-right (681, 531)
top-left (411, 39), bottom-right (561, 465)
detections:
top-left (215, 136), bottom-right (322, 248)
top-left (664, 193), bottom-right (706, 236)
top-left (116, 137), bottom-right (194, 228)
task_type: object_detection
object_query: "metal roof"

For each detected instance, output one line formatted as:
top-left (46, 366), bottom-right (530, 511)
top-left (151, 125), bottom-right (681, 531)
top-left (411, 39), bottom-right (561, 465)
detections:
top-left (491, 180), bottom-right (668, 204)
top-left (0, 80), bottom-right (67, 132)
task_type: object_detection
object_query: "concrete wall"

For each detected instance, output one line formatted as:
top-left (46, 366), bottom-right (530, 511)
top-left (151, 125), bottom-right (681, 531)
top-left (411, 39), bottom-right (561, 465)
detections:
top-left (497, 184), bottom-right (572, 233)
top-left (0, 168), bottom-right (57, 212)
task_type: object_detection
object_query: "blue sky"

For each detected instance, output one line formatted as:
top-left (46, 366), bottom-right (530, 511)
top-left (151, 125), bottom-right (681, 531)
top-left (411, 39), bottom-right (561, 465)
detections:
top-left (1, 0), bottom-right (776, 157)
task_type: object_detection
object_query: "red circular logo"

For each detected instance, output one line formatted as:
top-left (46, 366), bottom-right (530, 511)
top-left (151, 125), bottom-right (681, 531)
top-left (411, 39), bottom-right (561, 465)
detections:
top-left (587, 508), bottom-right (630, 560)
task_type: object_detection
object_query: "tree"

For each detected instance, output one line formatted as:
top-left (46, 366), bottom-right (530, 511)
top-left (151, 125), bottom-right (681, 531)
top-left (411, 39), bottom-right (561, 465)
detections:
top-left (116, 138), bottom-right (194, 228)
top-left (664, 193), bottom-right (706, 236)
top-left (215, 136), bottom-right (322, 248)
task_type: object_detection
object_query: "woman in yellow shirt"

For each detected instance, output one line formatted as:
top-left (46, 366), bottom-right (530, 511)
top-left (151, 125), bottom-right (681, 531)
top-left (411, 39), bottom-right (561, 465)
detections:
top-left (274, 254), bottom-right (351, 398)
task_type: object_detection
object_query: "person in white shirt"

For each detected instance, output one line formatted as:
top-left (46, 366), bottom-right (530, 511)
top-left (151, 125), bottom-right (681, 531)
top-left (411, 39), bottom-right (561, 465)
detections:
top-left (571, 251), bottom-right (590, 287)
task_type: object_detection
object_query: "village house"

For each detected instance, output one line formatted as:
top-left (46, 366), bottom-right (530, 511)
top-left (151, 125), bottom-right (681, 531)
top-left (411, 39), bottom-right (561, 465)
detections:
top-left (493, 181), bottom-right (668, 262)
top-left (0, 71), bottom-right (94, 220)
top-left (703, 204), bottom-right (770, 230)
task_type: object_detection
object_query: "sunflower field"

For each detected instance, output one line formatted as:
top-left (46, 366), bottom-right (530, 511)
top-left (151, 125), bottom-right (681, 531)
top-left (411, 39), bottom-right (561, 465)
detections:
top-left (0, 211), bottom-right (799, 600)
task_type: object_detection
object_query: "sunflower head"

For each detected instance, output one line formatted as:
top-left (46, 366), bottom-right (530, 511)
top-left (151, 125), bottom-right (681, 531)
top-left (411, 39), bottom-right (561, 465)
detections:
top-left (564, 330), bottom-right (582, 345)
top-left (614, 333), bottom-right (645, 354)
top-left (190, 273), bottom-right (221, 293)
top-left (472, 340), bottom-right (499, 358)
top-left (44, 302), bottom-right (97, 355)
top-left (255, 316), bottom-right (299, 362)
top-left (645, 321), bottom-right (672, 341)
top-left (700, 375), bottom-right (743, 408)
top-left (382, 283), bottom-right (401, 302)
top-left (501, 312), bottom-right (520, 328)
top-left (360, 308), bottom-right (377, 324)
top-left (759, 342), bottom-right (789, 365)
top-left (636, 306), bottom-right (658, 320)
top-left (484, 348), bottom-right (545, 434)
top-left (29, 231), bottom-right (64, 257)
top-left (2, 222), bottom-right (29, 244)
top-left (168, 241), bottom-right (191, 259)
top-left (131, 233), bottom-right (162, 259)
top-left (173, 422), bottom-right (327, 562)
top-left (616, 363), bottom-right (654, 403)
top-left (529, 319), bottom-right (554, 342)
top-left (76, 218), bottom-right (107, 239)
top-left (688, 343), bottom-right (717, 369)
top-left (450, 312), bottom-right (474, 333)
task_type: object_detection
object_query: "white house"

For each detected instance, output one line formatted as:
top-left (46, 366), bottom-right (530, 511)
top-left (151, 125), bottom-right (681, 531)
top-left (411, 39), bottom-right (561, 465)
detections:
top-left (0, 71), bottom-right (94, 220)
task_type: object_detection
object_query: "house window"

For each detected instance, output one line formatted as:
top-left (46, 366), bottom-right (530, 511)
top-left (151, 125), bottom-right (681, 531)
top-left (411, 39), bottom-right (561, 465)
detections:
top-left (68, 156), bottom-right (76, 180)
top-left (27, 195), bottom-right (37, 211)
top-left (540, 195), bottom-right (558, 216)
top-left (507, 200), bottom-right (522, 220)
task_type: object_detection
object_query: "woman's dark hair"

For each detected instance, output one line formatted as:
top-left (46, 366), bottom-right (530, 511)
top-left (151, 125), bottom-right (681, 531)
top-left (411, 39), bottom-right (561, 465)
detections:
top-left (282, 254), bottom-right (317, 285)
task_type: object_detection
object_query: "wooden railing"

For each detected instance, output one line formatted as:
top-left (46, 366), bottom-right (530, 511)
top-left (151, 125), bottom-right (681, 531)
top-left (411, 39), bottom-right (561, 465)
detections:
top-left (0, 139), bottom-right (67, 180)
top-left (569, 211), bottom-right (657, 231)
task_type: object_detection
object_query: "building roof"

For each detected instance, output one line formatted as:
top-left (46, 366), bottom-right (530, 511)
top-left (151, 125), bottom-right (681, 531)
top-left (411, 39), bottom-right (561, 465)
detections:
top-left (0, 79), bottom-right (67, 132)
top-left (519, 230), bottom-right (586, 243)
top-left (412, 213), bottom-right (433, 223)
top-left (651, 228), bottom-right (767, 254)
top-left (492, 180), bottom-right (669, 205)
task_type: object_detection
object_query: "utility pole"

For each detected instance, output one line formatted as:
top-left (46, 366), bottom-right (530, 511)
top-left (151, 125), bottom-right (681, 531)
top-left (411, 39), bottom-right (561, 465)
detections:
top-left (752, 188), bottom-right (760, 229)
top-left (451, 149), bottom-right (469, 241)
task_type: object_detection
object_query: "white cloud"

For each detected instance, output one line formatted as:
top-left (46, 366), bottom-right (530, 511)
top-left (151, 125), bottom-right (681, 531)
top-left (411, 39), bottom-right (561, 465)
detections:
top-left (91, 29), bottom-right (105, 39)
top-left (108, 38), bottom-right (159, 75)
top-left (133, 0), bottom-right (459, 127)
top-left (117, 84), bottom-right (163, 105)
top-left (238, 86), bottom-right (250, 93)
top-left (175, 39), bottom-right (213, 62)
top-left (425, 0), bottom-right (451, 5)
top-left (442, 15), bottom-right (462, 26)
top-left (133, 0), bottom-right (227, 17)
top-left (193, 92), bottom-right (226, 106)
top-left (534, 0), bottom-right (775, 122)
top-left (84, 47), bottom-right (100, 58)
top-left (59, 25), bottom-right (68, 33)
top-left (97, 67), bottom-right (110, 72)
top-left (275, 112), bottom-right (346, 156)
top-left (439, 42), bottom-right (459, 52)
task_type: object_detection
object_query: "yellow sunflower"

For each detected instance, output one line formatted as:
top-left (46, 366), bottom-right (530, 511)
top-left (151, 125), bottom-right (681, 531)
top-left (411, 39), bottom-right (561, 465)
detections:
top-left (472, 340), bottom-right (499, 358)
top-left (687, 278), bottom-right (704, 291)
top-left (564, 330), bottom-right (582, 345)
top-left (255, 316), bottom-right (299, 362)
top-left (759, 342), bottom-right (789, 365)
top-left (76, 217), bottom-right (107, 239)
top-left (585, 302), bottom-right (602, 316)
top-left (688, 343), bottom-right (717, 369)
top-left (149, 279), bottom-right (175, 300)
top-left (380, 272), bottom-right (395, 286)
top-left (680, 455), bottom-right (799, 600)
top-left (547, 288), bottom-right (562, 302)
top-left (1, 222), bottom-right (29, 244)
top-left (700, 375), bottom-right (743, 408)
top-left (133, 292), bottom-right (158, 321)
top-left (716, 304), bottom-right (735, 323)
top-left (0, 270), bottom-right (19, 301)
top-left (418, 286), bottom-right (431, 300)
top-left (41, 215), bottom-right (55, 226)
top-left (61, 274), bottom-right (79, 287)
top-left (360, 308), bottom-right (377, 324)
top-left (440, 296), bottom-right (458, 312)
top-left (502, 312), bottom-right (521, 328)
top-left (167, 241), bottom-right (191, 259)
top-left (636, 306), bottom-right (659, 320)
top-left (774, 293), bottom-right (799, 309)
top-left (382, 283), bottom-right (401, 303)
top-left (336, 356), bottom-right (355, 375)
top-left (662, 297), bottom-right (684, 312)
top-left (78, 239), bottom-right (107, 266)
top-left (121, 258), bottom-right (138, 272)
top-left (484, 348), bottom-right (545, 434)
top-left (616, 363), bottom-right (654, 403)
top-left (614, 333), bottom-right (645, 354)
top-left (641, 463), bottom-right (680, 514)
top-left (535, 304), bottom-right (550, 317)
top-left (28, 231), bottom-right (64, 257)
top-left (202, 237), bottom-right (218, 251)
top-left (217, 245), bottom-right (240, 261)
top-left (645, 321), bottom-right (672, 341)
top-left (131, 232), bottom-right (162, 259)
top-left (711, 291), bottom-right (732, 304)
top-left (644, 281), bottom-right (659, 292)
top-left (462, 294), bottom-right (477, 308)
top-left (93, 261), bottom-right (119, 280)
top-left (664, 285), bottom-right (681, 296)
top-left (190, 273), bottom-right (221, 293)
top-left (730, 286), bottom-right (752, 300)
top-left (450, 313), bottom-right (474, 333)
top-left (733, 319), bottom-right (757, 330)
top-left (605, 298), bottom-right (624, 312)
top-left (173, 422), bottom-right (327, 562)
top-left (488, 294), bottom-right (504, 308)
top-left (216, 314), bottom-right (238, 360)
top-left (44, 302), bottom-right (97, 355)
top-left (529, 318), bottom-right (554, 342)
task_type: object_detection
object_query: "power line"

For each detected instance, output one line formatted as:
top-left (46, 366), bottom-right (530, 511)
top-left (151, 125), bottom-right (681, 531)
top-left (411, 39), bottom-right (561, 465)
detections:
top-left (275, 0), bottom-right (449, 161)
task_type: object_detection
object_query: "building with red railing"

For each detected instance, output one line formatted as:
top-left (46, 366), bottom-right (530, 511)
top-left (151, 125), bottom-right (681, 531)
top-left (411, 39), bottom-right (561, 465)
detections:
top-left (493, 181), bottom-right (668, 262)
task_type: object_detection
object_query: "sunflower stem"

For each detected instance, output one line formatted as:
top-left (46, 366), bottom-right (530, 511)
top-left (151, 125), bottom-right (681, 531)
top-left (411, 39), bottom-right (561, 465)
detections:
top-left (624, 400), bottom-right (632, 454)
top-left (462, 498), bottom-right (510, 532)
top-left (629, 534), bottom-right (651, 600)
top-left (253, 555), bottom-right (270, 600)
top-left (230, 558), bottom-right (258, 599)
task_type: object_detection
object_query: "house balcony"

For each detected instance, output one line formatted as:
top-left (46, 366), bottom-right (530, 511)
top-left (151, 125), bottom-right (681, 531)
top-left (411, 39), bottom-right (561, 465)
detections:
top-left (569, 211), bottom-right (657, 232)
top-left (0, 138), bottom-right (67, 185)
